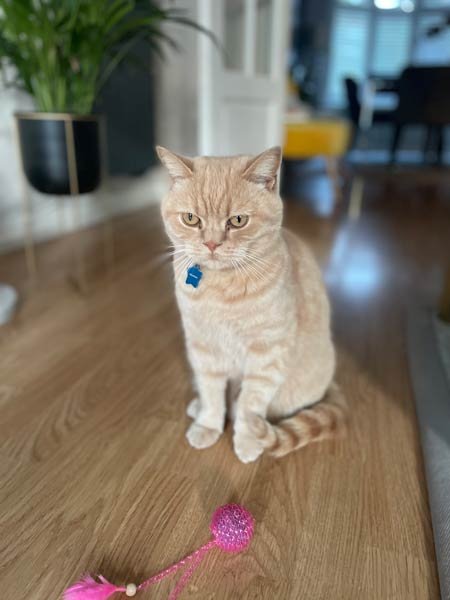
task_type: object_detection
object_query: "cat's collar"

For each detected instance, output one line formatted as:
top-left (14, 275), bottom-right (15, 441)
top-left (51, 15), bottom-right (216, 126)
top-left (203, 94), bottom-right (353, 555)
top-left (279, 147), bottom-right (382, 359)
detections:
top-left (186, 264), bottom-right (203, 288)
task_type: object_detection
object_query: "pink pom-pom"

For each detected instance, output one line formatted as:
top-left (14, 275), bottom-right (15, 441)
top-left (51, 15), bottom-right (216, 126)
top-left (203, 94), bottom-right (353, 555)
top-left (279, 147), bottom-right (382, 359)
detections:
top-left (63, 575), bottom-right (125, 600)
top-left (210, 504), bottom-right (254, 553)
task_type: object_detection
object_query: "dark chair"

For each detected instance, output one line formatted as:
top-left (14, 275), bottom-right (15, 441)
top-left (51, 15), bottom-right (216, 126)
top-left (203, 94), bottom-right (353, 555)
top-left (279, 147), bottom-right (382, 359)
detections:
top-left (344, 77), bottom-right (396, 147)
top-left (344, 78), bottom-right (361, 126)
top-left (391, 66), bottom-right (450, 163)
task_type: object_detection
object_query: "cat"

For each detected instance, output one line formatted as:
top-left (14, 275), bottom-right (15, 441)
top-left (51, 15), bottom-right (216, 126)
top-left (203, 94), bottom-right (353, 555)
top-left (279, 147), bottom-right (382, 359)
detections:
top-left (157, 145), bottom-right (346, 463)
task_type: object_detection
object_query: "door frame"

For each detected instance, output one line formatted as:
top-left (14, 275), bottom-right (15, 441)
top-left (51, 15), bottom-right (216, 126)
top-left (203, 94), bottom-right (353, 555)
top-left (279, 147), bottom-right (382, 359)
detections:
top-left (197, 0), bottom-right (289, 155)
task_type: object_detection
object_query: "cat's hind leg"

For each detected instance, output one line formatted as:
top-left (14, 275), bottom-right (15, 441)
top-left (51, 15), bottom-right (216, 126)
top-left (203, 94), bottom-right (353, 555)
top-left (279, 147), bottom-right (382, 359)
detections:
top-left (250, 382), bottom-right (347, 457)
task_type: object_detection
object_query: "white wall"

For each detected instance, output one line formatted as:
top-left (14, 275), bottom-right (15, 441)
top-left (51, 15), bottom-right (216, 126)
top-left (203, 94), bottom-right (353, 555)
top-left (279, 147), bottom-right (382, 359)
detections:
top-left (0, 0), bottom-right (200, 254)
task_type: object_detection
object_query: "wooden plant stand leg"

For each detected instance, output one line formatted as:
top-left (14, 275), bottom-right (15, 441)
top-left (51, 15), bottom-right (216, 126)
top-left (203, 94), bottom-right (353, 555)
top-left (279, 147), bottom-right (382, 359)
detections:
top-left (348, 175), bottom-right (364, 221)
top-left (99, 117), bottom-right (115, 275)
top-left (439, 265), bottom-right (450, 323)
top-left (14, 117), bottom-right (38, 281)
top-left (64, 119), bottom-right (87, 294)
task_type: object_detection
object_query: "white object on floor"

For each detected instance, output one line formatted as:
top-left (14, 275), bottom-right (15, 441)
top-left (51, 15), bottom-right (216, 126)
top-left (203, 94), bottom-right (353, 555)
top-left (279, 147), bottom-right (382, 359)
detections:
top-left (0, 284), bottom-right (18, 325)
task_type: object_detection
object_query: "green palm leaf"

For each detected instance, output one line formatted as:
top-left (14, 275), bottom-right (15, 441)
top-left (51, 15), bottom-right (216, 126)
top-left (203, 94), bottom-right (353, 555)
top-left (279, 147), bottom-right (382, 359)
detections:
top-left (0, 0), bottom-right (217, 114)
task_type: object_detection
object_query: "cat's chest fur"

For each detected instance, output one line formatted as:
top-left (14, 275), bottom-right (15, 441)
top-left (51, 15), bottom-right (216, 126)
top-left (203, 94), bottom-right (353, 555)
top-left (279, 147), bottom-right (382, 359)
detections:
top-left (176, 272), bottom-right (261, 330)
top-left (175, 265), bottom-right (286, 320)
top-left (174, 262), bottom-right (294, 353)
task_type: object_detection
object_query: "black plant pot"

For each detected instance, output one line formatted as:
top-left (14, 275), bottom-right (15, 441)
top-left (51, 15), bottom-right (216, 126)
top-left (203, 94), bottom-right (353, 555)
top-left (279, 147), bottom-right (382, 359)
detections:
top-left (16, 113), bottom-right (102, 195)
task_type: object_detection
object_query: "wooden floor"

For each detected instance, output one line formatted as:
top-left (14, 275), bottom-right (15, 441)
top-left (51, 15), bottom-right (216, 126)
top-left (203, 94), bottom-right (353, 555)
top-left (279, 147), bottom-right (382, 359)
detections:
top-left (1, 168), bottom-right (449, 599)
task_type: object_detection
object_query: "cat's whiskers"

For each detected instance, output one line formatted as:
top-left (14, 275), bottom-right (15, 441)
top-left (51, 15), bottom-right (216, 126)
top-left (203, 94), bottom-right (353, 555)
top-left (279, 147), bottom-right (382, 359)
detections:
top-left (174, 254), bottom-right (193, 286)
top-left (166, 249), bottom-right (191, 258)
top-left (236, 249), bottom-right (277, 286)
top-left (173, 253), bottom-right (191, 270)
top-left (173, 255), bottom-right (192, 280)
top-left (231, 258), bottom-right (247, 285)
top-left (242, 256), bottom-right (268, 282)
top-left (166, 243), bottom-right (196, 255)
top-left (244, 258), bottom-right (270, 277)
top-left (245, 253), bottom-right (273, 269)
top-left (244, 262), bottom-right (265, 284)
top-left (233, 256), bottom-right (264, 287)
top-left (235, 248), bottom-right (267, 273)
top-left (240, 248), bottom-right (275, 271)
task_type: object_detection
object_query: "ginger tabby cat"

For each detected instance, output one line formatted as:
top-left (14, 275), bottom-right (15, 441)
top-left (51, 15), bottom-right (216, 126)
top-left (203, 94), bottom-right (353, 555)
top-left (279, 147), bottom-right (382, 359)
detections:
top-left (157, 145), bottom-right (345, 463)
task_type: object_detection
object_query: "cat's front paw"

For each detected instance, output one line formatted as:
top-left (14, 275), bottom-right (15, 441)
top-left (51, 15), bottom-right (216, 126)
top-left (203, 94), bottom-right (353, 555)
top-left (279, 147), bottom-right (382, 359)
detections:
top-left (186, 397), bottom-right (200, 419)
top-left (233, 431), bottom-right (264, 464)
top-left (186, 422), bottom-right (221, 449)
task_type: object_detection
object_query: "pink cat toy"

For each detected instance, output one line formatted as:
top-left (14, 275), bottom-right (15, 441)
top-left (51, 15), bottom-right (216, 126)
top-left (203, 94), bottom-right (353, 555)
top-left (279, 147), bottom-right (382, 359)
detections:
top-left (63, 504), bottom-right (254, 600)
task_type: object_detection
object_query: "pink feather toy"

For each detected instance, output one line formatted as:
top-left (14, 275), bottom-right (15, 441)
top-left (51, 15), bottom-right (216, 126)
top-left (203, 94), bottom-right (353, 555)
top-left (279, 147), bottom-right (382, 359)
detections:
top-left (63, 504), bottom-right (254, 600)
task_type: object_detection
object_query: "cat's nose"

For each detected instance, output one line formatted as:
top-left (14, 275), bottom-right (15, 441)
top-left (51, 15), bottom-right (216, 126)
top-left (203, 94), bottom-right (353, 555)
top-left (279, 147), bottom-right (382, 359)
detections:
top-left (203, 241), bottom-right (222, 253)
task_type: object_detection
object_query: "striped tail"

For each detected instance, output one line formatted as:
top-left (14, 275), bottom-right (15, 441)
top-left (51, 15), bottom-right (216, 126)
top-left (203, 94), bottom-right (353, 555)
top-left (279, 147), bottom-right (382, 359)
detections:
top-left (251, 383), bottom-right (347, 458)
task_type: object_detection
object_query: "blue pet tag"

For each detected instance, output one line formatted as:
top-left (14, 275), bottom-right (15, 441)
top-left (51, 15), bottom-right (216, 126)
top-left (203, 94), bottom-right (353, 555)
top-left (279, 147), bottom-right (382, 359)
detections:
top-left (186, 264), bottom-right (203, 288)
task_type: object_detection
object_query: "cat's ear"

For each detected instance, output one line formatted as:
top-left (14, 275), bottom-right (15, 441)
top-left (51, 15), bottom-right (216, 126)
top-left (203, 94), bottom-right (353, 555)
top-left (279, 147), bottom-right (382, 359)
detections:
top-left (156, 146), bottom-right (194, 181)
top-left (242, 146), bottom-right (282, 191)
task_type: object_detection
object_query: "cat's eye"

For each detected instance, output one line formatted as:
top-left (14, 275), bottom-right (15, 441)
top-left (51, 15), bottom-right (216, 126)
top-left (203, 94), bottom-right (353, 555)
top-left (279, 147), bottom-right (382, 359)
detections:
top-left (228, 215), bottom-right (249, 229)
top-left (181, 212), bottom-right (201, 227)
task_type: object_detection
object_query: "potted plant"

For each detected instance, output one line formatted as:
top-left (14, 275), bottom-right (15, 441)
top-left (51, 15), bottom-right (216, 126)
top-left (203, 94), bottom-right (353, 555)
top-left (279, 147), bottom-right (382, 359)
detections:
top-left (0, 0), bottom-right (211, 195)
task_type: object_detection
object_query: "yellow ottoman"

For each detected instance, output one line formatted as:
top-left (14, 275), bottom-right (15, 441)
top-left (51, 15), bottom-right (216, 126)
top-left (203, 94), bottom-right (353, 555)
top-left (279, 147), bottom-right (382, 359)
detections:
top-left (283, 118), bottom-right (351, 202)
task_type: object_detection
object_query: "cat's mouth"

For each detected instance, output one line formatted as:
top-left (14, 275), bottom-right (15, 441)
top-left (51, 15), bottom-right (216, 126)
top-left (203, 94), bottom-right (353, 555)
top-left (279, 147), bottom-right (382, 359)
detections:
top-left (199, 254), bottom-right (229, 269)
top-left (192, 250), bottom-right (235, 270)
top-left (173, 244), bottom-right (240, 271)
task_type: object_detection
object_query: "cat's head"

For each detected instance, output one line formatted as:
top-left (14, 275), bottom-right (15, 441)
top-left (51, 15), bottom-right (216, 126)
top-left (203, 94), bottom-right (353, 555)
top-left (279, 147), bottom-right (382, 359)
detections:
top-left (157, 146), bottom-right (282, 271)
